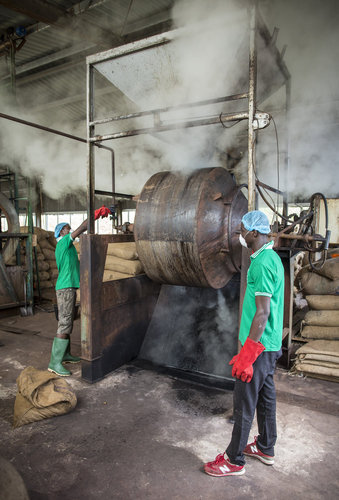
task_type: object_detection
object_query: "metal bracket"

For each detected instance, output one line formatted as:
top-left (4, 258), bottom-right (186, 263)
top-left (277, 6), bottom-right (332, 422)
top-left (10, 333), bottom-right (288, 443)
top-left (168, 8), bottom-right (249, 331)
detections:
top-left (253, 112), bottom-right (270, 130)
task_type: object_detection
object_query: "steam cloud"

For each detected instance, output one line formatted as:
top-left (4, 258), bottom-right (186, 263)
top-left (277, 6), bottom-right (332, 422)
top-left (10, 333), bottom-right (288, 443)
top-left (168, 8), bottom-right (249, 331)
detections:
top-left (0, 0), bottom-right (338, 202)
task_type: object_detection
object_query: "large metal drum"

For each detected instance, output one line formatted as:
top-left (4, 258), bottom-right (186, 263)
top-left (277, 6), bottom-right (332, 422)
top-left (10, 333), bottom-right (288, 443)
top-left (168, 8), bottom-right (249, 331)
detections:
top-left (134, 167), bottom-right (247, 289)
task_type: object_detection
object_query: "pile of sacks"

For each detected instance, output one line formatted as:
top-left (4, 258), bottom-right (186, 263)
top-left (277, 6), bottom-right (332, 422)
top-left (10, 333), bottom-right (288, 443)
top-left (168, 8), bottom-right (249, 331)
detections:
top-left (293, 249), bottom-right (339, 381)
top-left (74, 241), bottom-right (144, 300)
top-left (293, 340), bottom-right (339, 382)
top-left (7, 227), bottom-right (58, 294)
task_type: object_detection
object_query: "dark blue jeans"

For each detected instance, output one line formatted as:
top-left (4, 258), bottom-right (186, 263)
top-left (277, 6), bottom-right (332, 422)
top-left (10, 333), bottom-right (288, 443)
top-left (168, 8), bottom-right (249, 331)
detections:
top-left (226, 350), bottom-right (281, 466)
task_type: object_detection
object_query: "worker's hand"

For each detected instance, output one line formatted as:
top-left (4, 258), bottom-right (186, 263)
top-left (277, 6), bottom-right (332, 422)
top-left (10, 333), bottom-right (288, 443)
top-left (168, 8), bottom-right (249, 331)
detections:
top-left (94, 205), bottom-right (110, 220)
top-left (229, 354), bottom-right (239, 366)
top-left (231, 337), bottom-right (265, 383)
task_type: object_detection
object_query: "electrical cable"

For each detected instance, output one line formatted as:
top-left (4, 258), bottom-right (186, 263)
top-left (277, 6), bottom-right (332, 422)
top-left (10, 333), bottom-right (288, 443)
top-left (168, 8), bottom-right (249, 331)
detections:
top-left (251, 113), bottom-right (293, 223)
top-left (219, 113), bottom-right (241, 129)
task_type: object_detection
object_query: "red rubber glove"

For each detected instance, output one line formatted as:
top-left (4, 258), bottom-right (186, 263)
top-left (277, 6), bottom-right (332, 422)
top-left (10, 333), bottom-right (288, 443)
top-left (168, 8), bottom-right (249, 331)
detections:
top-left (94, 206), bottom-right (110, 220)
top-left (230, 337), bottom-right (265, 383)
top-left (229, 353), bottom-right (239, 366)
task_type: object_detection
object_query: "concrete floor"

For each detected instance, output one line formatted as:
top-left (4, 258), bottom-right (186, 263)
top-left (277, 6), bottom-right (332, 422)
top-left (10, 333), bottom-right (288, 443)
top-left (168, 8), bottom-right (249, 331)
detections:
top-left (0, 307), bottom-right (338, 500)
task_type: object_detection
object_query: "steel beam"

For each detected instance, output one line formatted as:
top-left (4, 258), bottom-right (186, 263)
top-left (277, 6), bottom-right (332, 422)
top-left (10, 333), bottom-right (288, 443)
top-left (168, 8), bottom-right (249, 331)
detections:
top-left (89, 111), bottom-right (249, 142)
top-left (247, 1), bottom-right (258, 212)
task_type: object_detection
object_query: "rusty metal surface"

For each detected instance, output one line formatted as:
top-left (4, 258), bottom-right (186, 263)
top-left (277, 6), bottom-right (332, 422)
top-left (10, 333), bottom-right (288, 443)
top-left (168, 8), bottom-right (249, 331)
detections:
top-left (79, 233), bottom-right (160, 382)
top-left (134, 167), bottom-right (247, 289)
top-left (0, 192), bottom-right (20, 264)
top-left (139, 277), bottom-right (240, 380)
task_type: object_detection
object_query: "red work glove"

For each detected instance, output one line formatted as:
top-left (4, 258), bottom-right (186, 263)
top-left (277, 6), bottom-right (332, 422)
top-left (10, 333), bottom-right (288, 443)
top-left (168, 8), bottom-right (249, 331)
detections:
top-left (229, 353), bottom-right (239, 365)
top-left (229, 337), bottom-right (265, 383)
top-left (94, 205), bottom-right (110, 220)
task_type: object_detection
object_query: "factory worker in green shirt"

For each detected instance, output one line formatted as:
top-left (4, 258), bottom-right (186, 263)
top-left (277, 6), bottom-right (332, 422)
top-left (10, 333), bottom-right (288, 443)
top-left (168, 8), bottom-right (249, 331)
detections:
top-left (204, 210), bottom-right (284, 477)
top-left (48, 206), bottom-right (110, 376)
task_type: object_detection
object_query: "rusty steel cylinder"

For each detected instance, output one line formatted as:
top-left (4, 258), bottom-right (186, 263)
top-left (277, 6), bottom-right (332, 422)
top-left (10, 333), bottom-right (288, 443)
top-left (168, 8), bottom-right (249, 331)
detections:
top-left (134, 167), bottom-right (247, 289)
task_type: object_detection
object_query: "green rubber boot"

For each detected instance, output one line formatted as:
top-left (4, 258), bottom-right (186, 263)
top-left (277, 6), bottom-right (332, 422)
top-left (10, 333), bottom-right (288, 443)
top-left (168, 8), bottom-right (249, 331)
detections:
top-left (48, 338), bottom-right (71, 376)
top-left (62, 341), bottom-right (81, 364)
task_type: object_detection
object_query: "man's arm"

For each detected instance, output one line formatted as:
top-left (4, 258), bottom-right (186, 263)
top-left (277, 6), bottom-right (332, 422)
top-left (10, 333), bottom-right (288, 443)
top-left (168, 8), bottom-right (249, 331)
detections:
top-left (71, 219), bottom-right (88, 240)
top-left (231, 295), bottom-right (270, 382)
top-left (248, 295), bottom-right (271, 342)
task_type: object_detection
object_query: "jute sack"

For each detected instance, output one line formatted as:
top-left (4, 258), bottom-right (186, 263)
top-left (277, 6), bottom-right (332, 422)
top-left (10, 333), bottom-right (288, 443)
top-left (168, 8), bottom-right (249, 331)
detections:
top-left (73, 241), bottom-right (80, 254)
top-left (47, 259), bottom-right (58, 270)
top-left (47, 231), bottom-right (57, 247)
top-left (41, 248), bottom-right (56, 260)
top-left (295, 339), bottom-right (339, 358)
top-left (103, 270), bottom-right (132, 282)
top-left (34, 271), bottom-right (50, 281)
top-left (49, 268), bottom-right (59, 279)
top-left (39, 238), bottom-right (56, 252)
top-left (35, 260), bottom-right (50, 272)
top-left (105, 254), bottom-right (143, 275)
top-left (39, 280), bottom-right (54, 289)
top-left (293, 361), bottom-right (339, 381)
top-left (306, 295), bottom-right (339, 310)
top-left (296, 359), bottom-right (339, 369)
top-left (315, 257), bottom-right (339, 281)
top-left (301, 325), bottom-right (339, 339)
top-left (298, 353), bottom-right (339, 364)
top-left (301, 272), bottom-right (339, 295)
top-left (13, 366), bottom-right (77, 428)
top-left (304, 310), bottom-right (339, 327)
top-left (107, 242), bottom-right (138, 260)
top-left (20, 226), bottom-right (49, 240)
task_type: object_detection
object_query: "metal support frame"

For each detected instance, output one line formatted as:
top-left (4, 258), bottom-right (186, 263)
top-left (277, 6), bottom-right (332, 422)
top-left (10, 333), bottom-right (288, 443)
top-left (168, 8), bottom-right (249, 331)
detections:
top-left (0, 112), bottom-right (131, 233)
top-left (248, 1), bottom-right (258, 212)
top-left (80, 3), bottom-right (293, 379)
top-left (86, 5), bottom-right (290, 224)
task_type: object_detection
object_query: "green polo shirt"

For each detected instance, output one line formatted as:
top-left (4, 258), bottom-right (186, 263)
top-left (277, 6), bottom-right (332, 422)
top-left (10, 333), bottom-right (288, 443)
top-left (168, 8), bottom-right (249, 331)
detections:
top-left (239, 241), bottom-right (284, 351)
top-left (55, 233), bottom-right (80, 290)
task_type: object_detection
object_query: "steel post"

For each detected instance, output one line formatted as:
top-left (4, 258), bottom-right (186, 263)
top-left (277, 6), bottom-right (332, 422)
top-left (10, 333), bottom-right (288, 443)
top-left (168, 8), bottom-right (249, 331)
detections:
top-left (283, 77), bottom-right (291, 221)
top-left (87, 63), bottom-right (95, 234)
top-left (247, 1), bottom-right (258, 212)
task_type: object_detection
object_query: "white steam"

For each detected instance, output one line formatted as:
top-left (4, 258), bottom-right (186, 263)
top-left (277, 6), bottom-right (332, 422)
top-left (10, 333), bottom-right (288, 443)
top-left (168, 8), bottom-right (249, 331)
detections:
top-left (0, 0), bottom-right (338, 202)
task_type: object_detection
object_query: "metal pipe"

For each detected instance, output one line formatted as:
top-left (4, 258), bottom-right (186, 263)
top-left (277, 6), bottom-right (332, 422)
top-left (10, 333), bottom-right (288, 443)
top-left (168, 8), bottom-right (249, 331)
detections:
top-left (271, 233), bottom-right (324, 242)
top-left (89, 93), bottom-right (249, 126)
top-left (0, 112), bottom-right (117, 230)
top-left (94, 190), bottom-right (133, 199)
top-left (89, 111), bottom-right (249, 142)
top-left (283, 77), bottom-right (291, 221)
top-left (247, 1), bottom-right (258, 212)
top-left (87, 62), bottom-right (95, 234)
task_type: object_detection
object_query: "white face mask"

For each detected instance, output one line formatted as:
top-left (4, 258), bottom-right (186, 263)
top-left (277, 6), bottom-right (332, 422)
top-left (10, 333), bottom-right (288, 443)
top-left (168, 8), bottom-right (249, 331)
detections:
top-left (239, 234), bottom-right (248, 248)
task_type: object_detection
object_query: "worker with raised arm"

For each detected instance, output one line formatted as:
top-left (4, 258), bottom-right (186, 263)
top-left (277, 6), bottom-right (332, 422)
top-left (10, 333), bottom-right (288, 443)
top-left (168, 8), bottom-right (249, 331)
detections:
top-left (204, 210), bottom-right (284, 476)
top-left (47, 205), bottom-right (110, 377)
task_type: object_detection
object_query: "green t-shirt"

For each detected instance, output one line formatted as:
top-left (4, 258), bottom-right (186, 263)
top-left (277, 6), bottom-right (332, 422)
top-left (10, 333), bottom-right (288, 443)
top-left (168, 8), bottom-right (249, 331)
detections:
top-left (239, 241), bottom-right (284, 351)
top-left (55, 233), bottom-right (80, 290)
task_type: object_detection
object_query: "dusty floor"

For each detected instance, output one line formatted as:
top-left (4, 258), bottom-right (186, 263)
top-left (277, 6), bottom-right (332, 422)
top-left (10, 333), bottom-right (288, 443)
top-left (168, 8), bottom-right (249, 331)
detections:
top-left (0, 307), bottom-right (338, 500)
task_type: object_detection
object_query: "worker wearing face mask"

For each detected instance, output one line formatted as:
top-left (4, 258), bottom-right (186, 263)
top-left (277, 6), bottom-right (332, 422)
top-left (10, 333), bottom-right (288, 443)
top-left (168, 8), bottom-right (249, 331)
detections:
top-left (48, 206), bottom-right (110, 376)
top-left (204, 210), bottom-right (284, 477)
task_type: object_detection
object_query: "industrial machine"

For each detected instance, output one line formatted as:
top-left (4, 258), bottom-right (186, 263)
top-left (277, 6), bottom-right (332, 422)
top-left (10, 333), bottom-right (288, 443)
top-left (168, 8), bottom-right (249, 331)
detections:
top-left (78, 4), bottom-right (330, 383)
top-left (0, 174), bottom-right (34, 315)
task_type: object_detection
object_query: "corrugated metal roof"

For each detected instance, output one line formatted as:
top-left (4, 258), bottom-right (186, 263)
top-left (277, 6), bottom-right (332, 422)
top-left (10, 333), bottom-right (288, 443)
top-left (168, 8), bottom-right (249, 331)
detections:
top-left (0, 0), bottom-right (173, 130)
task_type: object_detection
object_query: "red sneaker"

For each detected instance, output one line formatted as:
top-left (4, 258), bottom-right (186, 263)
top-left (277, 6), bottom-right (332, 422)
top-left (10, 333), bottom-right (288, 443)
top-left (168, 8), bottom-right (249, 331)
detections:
top-left (243, 436), bottom-right (274, 465)
top-left (204, 453), bottom-right (245, 477)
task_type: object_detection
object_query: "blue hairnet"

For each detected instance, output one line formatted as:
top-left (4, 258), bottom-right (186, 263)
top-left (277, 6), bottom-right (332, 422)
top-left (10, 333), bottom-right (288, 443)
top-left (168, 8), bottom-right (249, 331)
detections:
top-left (242, 210), bottom-right (270, 234)
top-left (54, 222), bottom-right (69, 238)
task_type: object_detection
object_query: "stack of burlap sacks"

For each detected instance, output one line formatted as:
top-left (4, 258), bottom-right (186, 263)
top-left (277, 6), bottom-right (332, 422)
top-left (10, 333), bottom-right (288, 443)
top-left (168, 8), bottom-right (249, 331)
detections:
top-left (6, 227), bottom-right (58, 296)
top-left (74, 241), bottom-right (144, 301)
top-left (8, 232), bottom-right (144, 301)
top-left (293, 249), bottom-right (339, 381)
